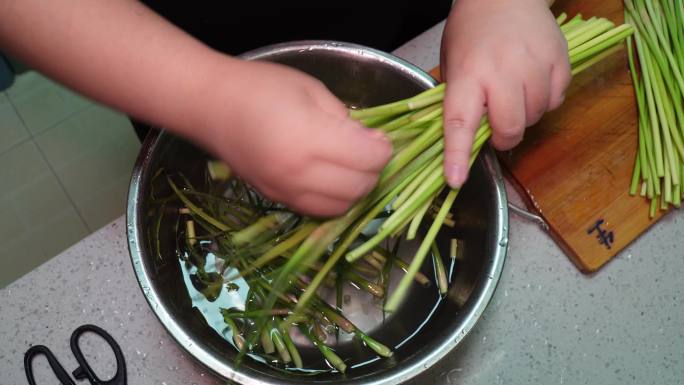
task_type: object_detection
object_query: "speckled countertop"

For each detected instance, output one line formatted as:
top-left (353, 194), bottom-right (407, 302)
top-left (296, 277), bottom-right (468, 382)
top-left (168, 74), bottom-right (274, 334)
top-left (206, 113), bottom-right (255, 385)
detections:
top-left (2, 22), bottom-right (684, 385)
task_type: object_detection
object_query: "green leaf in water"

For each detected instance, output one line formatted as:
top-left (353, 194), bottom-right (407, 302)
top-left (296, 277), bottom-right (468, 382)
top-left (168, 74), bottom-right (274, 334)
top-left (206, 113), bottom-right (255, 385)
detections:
top-left (190, 271), bottom-right (223, 301)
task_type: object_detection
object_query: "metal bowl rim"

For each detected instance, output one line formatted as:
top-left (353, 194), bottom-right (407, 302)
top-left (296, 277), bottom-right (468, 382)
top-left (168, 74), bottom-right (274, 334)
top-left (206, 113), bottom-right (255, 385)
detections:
top-left (126, 40), bottom-right (508, 385)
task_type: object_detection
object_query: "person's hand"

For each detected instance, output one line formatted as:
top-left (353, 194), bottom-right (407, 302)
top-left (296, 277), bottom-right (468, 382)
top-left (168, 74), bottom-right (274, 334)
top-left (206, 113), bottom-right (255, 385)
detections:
top-left (0, 0), bottom-right (388, 218)
top-left (196, 60), bottom-right (392, 217)
top-left (440, 0), bottom-right (571, 187)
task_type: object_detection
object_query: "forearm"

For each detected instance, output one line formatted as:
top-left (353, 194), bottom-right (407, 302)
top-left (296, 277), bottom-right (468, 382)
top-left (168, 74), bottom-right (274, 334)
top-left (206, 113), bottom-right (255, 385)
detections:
top-left (0, 0), bottom-right (235, 138)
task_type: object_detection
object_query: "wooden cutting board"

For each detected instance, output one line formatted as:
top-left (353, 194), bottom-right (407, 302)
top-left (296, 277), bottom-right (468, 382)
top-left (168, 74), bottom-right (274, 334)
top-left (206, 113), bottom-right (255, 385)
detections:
top-left (430, 0), bottom-right (668, 272)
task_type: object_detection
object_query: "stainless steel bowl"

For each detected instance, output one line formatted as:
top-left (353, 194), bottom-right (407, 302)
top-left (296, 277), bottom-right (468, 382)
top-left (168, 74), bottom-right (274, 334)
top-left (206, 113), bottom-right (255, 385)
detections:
top-left (127, 41), bottom-right (508, 384)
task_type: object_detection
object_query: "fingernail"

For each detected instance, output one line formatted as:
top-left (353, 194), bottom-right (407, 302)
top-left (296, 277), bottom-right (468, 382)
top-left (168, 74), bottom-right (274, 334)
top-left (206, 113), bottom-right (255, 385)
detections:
top-left (365, 129), bottom-right (389, 142)
top-left (446, 164), bottom-right (467, 188)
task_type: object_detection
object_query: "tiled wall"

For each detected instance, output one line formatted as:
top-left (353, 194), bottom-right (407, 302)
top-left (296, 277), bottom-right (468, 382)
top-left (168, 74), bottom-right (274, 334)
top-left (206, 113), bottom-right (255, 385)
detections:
top-left (0, 72), bottom-right (140, 287)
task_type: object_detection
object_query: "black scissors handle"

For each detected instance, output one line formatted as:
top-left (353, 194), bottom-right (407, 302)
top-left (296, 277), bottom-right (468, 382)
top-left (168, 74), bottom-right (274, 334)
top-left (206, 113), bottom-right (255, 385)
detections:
top-left (24, 324), bottom-right (126, 385)
top-left (70, 324), bottom-right (127, 385)
top-left (24, 345), bottom-right (76, 385)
